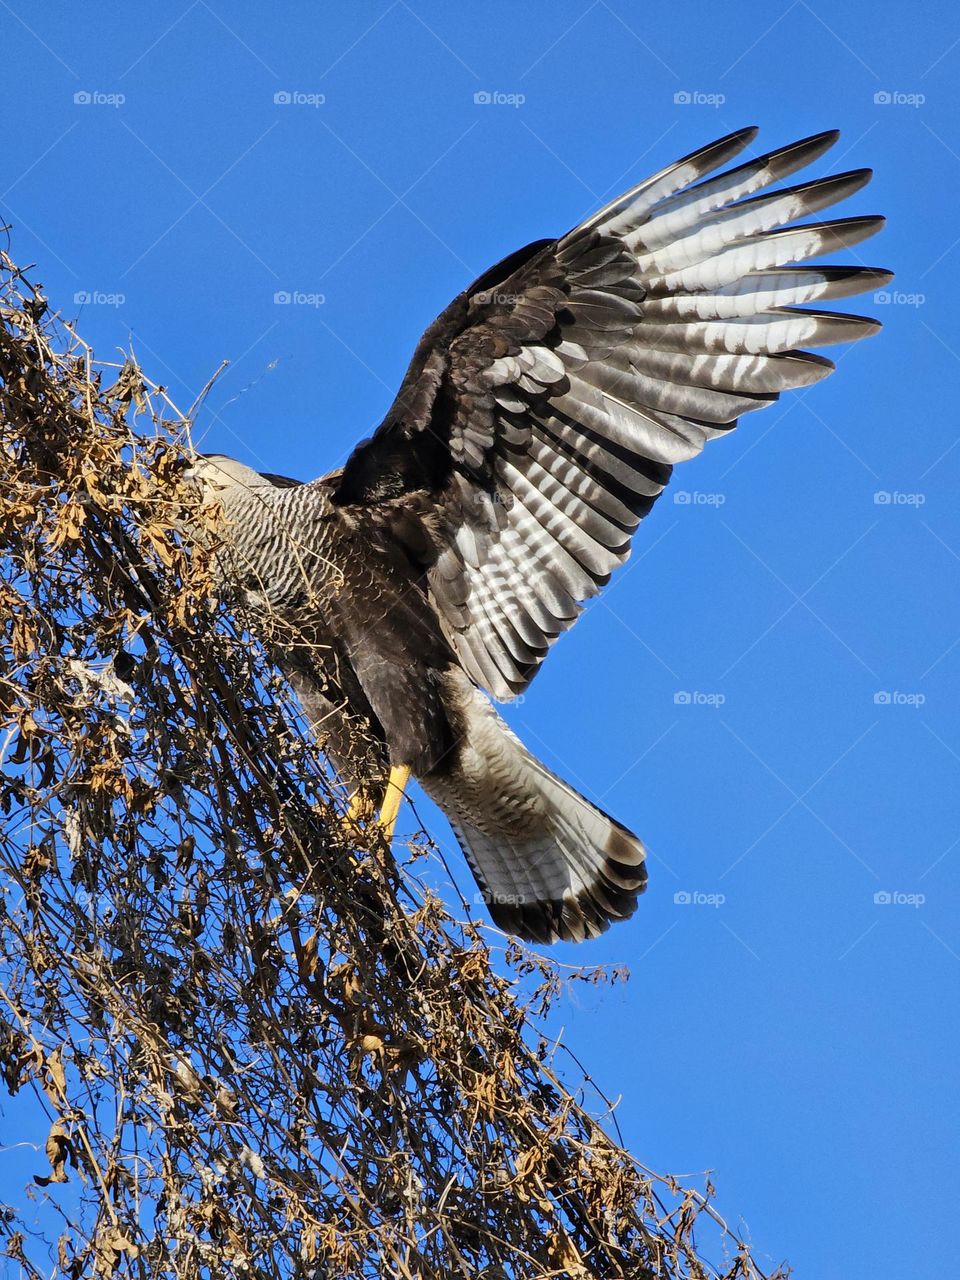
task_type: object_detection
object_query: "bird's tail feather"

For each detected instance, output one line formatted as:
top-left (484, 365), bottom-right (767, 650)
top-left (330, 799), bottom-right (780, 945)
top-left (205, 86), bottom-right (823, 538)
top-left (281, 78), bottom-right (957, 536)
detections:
top-left (421, 673), bottom-right (646, 943)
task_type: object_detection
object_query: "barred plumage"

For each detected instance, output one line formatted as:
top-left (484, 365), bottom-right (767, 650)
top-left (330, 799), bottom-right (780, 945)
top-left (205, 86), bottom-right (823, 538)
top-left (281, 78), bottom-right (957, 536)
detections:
top-left (189, 127), bottom-right (889, 944)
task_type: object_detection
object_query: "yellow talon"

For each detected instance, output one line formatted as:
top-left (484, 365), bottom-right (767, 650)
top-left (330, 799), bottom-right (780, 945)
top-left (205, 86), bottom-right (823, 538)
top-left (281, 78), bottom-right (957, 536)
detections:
top-left (377, 764), bottom-right (411, 842)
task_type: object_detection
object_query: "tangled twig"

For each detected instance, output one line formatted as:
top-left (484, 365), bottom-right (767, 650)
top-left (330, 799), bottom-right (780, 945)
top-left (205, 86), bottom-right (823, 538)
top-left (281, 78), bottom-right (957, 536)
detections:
top-left (0, 246), bottom-right (788, 1280)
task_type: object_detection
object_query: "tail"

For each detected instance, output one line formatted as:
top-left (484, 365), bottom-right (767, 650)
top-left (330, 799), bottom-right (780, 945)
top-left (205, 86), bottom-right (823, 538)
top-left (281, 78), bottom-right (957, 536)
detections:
top-left (421, 674), bottom-right (647, 944)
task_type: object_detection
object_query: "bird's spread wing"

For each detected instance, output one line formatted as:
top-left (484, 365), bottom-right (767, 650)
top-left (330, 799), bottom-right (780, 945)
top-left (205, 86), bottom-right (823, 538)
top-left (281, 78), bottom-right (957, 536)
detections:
top-left (332, 127), bottom-right (890, 701)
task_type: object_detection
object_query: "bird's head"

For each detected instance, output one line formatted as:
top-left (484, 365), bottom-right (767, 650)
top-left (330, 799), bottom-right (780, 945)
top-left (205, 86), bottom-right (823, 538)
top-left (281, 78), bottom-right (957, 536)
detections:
top-left (183, 453), bottom-right (272, 495)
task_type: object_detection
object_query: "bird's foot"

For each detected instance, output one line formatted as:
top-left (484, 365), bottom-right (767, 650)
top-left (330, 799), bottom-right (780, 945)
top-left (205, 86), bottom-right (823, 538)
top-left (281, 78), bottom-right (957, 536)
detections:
top-left (345, 789), bottom-right (376, 826)
top-left (337, 788), bottom-right (376, 846)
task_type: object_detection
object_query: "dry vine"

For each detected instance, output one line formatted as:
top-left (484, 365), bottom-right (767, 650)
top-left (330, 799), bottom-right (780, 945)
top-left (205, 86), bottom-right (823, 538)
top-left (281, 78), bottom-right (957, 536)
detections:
top-left (0, 243), bottom-right (787, 1280)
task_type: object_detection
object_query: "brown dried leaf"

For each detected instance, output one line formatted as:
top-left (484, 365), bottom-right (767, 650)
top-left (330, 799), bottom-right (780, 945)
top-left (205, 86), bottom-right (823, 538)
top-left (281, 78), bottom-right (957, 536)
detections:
top-left (34, 1120), bottom-right (71, 1185)
top-left (41, 1047), bottom-right (66, 1102)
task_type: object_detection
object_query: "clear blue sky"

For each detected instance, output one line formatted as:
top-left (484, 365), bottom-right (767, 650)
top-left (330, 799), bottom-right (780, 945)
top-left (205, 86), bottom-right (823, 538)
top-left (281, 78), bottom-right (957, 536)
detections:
top-left (1, 4), bottom-right (958, 1277)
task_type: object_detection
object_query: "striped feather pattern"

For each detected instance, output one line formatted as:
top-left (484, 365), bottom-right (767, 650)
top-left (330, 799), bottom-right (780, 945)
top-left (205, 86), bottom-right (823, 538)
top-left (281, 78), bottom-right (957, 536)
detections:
top-left (421, 672), bottom-right (647, 943)
top-left (411, 128), bottom-right (890, 699)
top-left (199, 132), bottom-right (890, 942)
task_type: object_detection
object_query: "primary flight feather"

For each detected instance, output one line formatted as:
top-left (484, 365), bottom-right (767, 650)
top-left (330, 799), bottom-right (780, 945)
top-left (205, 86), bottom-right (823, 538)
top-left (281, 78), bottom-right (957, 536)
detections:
top-left (189, 127), bottom-right (889, 944)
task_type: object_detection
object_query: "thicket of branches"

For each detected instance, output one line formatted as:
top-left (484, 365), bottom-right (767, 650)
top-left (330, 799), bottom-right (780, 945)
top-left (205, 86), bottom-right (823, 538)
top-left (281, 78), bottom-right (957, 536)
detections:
top-left (0, 245), bottom-right (786, 1280)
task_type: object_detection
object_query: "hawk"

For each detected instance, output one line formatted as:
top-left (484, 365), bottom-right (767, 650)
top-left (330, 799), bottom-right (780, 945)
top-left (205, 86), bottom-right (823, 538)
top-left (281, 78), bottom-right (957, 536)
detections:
top-left (188, 127), bottom-right (889, 944)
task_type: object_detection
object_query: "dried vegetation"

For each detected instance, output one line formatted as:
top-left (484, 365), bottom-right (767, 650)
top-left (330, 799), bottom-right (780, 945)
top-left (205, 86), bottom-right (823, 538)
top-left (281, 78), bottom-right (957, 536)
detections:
top-left (0, 248), bottom-right (786, 1280)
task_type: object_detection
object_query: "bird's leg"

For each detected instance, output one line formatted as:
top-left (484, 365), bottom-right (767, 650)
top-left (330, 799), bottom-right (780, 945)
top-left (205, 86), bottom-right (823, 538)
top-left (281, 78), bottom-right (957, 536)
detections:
top-left (377, 764), bottom-right (411, 843)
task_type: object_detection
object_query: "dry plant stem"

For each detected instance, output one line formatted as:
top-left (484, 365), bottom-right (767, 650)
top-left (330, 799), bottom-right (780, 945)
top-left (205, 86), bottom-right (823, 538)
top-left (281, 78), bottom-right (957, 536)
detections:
top-left (0, 246), bottom-right (786, 1280)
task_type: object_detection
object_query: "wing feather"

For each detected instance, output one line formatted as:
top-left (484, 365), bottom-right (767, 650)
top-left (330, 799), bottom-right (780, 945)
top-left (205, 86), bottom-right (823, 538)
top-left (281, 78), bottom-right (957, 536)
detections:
top-left (333, 129), bottom-right (890, 700)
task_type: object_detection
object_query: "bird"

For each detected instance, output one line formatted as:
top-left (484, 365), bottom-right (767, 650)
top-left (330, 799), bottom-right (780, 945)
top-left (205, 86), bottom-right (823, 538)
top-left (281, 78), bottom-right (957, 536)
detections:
top-left (187, 126), bottom-right (889, 945)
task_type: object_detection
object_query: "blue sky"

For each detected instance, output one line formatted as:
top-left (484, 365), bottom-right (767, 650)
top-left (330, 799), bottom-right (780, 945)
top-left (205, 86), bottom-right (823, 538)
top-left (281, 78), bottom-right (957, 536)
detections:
top-left (1, 3), bottom-right (958, 1277)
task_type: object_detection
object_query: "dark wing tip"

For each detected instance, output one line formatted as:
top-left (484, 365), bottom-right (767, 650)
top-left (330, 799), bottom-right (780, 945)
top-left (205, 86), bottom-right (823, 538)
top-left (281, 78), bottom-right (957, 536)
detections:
top-left (804, 127), bottom-right (841, 150)
top-left (684, 125), bottom-right (760, 165)
top-left (826, 309), bottom-right (885, 338)
top-left (830, 166), bottom-right (873, 192)
top-left (818, 265), bottom-right (894, 286)
top-left (731, 124), bottom-right (761, 144)
top-left (763, 128), bottom-right (841, 178)
top-left (791, 349), bottom-right (836, 375)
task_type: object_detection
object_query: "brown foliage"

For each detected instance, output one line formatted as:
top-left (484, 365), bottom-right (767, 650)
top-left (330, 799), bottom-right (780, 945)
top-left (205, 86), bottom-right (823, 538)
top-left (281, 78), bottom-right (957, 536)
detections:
top-left (0, 247), bottom-right (787, 1279)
